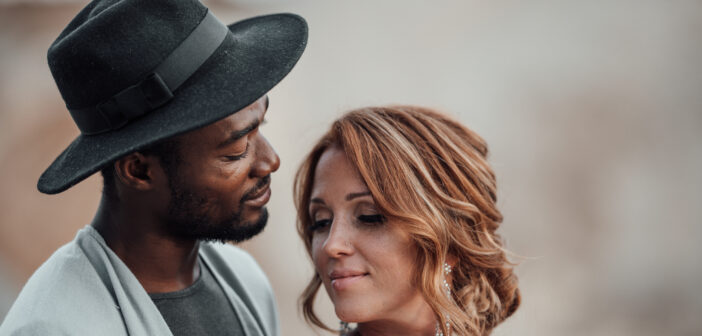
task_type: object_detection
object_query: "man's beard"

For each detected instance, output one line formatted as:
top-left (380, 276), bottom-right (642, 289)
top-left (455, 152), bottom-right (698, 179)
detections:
top-left (164, 176), bottom-right (271, 244)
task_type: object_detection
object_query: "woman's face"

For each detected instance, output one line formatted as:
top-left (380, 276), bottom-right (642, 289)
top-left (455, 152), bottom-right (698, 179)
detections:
top-left (309, 147), bottom-right (428, 323)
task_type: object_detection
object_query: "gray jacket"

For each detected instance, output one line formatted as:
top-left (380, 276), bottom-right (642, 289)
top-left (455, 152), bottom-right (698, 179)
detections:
top-left (0, 226), bottom-right (279, 336)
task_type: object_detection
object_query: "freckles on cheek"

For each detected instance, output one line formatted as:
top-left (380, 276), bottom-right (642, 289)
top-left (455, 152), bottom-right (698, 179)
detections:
top-left (310, 238), bottom-right (325, 269)
top-left (377, 239), bottom-right (416, 278)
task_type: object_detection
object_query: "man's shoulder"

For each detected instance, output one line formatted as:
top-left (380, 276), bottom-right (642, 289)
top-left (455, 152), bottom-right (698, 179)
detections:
top-left (200, 242), bottom-right (276, 300)
top-left (202, 242), bottom-right (268, 281)
top-left (200, 242), bottom-right (279, 335)
top-left (0, 240), bottom-right (126, 335)
top-left (9, 240), bottom-right (91, 303)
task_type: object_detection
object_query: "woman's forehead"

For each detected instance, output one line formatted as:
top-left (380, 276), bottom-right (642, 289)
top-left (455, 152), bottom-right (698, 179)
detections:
top-left (311, 148), bottom-right (368, 199)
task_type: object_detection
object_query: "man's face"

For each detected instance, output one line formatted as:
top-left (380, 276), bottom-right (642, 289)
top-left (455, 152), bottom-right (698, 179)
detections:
top-left (161, 96), bottom-right (280, 243)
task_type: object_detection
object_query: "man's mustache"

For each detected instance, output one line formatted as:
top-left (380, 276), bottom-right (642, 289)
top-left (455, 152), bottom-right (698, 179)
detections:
top-left (242, 175), bottom-right (271, 201)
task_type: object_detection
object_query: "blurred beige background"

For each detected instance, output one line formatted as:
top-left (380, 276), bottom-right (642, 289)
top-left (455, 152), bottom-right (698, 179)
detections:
top-left (1, 0), bottom-right (701, 335)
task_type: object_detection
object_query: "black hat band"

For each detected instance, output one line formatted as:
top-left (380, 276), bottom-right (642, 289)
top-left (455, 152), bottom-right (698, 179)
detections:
top-left (67, 10), bottom-right (229, 135)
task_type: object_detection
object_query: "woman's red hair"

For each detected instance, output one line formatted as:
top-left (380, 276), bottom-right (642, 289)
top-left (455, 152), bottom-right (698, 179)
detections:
top-left (294, 106), bottom-right (520, 335)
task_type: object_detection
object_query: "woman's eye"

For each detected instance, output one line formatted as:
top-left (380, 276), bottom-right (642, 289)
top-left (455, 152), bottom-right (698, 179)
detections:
top-left (357, 214), bottom-right (386, 224)
top-left (310, 219), bottom-right (331, 232)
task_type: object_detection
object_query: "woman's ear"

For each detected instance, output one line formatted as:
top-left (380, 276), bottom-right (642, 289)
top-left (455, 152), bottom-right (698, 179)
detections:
top-left (113, 152), bottom-right (159, 191)
top-left (446, 254), bottom-right (459, 269)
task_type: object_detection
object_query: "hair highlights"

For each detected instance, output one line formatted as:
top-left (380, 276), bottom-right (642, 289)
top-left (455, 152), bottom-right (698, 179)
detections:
top-left (294, 106), bottom-right (520, 335)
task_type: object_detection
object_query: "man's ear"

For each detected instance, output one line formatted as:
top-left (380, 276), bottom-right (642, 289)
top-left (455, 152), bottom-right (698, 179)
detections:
top-left (113, 152), bottom-right (160, 191)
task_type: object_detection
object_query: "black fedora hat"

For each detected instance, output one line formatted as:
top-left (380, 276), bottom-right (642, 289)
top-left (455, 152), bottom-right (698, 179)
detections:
top-left (38, 0), bottom-right (307, 194)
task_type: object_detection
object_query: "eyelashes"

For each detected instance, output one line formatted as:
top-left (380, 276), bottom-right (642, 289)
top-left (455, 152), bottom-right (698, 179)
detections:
top-left (224, 143), bottom-right (250, 161)
top-left (309, 219), bottom-right (331, 232)
top-left (357, 214), bottom-right (385, 224)
top-left (309, 214), bottom-right (386, 232)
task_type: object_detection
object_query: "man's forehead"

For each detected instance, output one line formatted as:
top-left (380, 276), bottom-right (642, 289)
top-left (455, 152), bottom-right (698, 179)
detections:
top-left (187, 97), bottom-right (267, 140)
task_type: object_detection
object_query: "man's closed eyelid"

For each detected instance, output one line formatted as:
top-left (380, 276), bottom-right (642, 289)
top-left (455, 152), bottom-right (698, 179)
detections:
top-left (224, 143), bottom-right (249, 161)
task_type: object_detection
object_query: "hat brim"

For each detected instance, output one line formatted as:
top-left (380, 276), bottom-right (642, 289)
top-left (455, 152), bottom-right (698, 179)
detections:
top-left (38, 13), bottom-right (308, 194)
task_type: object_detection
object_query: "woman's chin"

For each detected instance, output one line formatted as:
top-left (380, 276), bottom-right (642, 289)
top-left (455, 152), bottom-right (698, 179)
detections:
top-left (334, 304), bottom-right (369, 323)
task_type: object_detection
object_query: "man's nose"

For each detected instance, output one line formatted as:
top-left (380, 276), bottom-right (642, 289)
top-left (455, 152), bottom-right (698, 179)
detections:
top-left (250, 134), bottom-right (280, 178)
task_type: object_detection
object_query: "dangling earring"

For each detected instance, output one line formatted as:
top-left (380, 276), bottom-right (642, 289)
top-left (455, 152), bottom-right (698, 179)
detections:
top-left (435, 262), bottom-right (453, 336)
top-left (339, 321), bottom-right (352, 336)
top-left (443, 262), bottom-right (452, 297)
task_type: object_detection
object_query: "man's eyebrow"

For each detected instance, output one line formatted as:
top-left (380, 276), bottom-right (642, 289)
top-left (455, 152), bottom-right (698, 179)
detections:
top-left (217, 119), bottom-right (260, 149)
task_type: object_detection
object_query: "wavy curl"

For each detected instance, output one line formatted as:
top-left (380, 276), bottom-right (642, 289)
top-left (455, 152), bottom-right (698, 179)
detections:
top-left (294, 106), bottom-right (520, 335)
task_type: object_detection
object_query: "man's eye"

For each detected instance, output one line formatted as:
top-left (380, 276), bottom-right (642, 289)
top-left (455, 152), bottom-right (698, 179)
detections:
top-left (358, 214), bottom-right (386, 224)
top-left (224, 143), bottom-right (249, 161)
top-left (310, 219), bottom-right (331, 232)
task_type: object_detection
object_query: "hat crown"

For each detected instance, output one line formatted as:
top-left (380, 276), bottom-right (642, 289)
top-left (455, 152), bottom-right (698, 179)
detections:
top-left (48, 0), bottom-right (207, 110)
top-left (39, 2), bottom-right (308, 194)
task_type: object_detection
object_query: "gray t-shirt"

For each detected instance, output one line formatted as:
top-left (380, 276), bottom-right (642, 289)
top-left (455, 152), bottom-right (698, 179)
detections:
top-left (150, 260), bottom-right (244, 335)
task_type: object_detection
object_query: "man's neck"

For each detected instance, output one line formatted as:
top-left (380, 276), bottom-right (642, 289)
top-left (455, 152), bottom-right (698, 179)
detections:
top-left (92, 195), bottom-right (201, 293)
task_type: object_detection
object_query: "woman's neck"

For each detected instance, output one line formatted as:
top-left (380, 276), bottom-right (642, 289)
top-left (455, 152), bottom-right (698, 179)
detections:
top-left (354, 309), bottom-right (438, 336)
top-left (345, 282), bottom-right (441, 335)
top-left (355, 323), bottom-right (437, 336)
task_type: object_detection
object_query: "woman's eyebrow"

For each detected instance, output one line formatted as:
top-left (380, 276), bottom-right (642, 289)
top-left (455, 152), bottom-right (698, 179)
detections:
top-left (345, 191), bottom-right (371, 201)
top-left (310, 191), bottom-right (370, 204)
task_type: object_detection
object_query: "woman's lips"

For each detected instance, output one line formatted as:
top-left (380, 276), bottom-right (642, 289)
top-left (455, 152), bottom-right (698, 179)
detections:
top-left (243, 187), bottom-right (271, 207)
top-left (330, 273), bottom-right (369, 291)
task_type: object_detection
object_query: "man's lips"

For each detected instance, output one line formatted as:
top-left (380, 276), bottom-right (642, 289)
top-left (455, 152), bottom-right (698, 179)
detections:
top-left (329, 270), bottom-right (369, 291)
top-left (243, 184), bottom-right (271, 207)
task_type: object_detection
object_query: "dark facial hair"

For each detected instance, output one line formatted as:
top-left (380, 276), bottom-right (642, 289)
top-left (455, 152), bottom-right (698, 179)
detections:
top-left (164, 171), bottom-right (271, 244)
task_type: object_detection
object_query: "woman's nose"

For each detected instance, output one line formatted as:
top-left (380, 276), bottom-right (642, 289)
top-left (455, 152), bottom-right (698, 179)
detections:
top-left (322, 219), bottom-right (354, 258)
